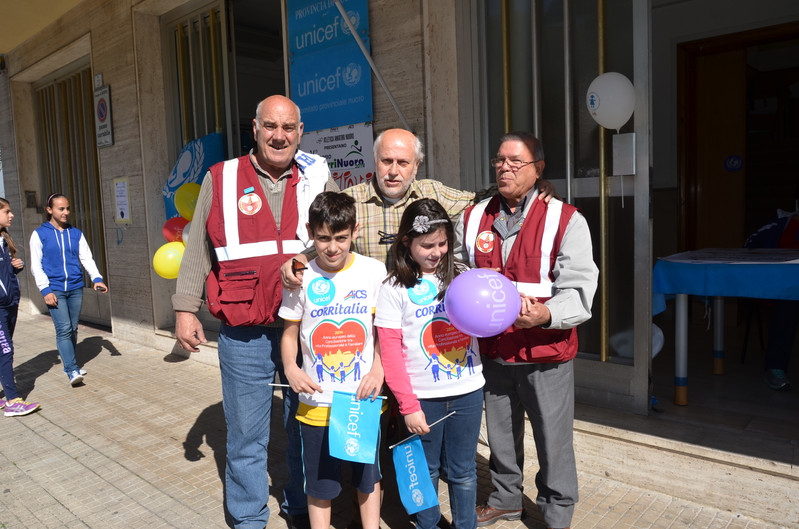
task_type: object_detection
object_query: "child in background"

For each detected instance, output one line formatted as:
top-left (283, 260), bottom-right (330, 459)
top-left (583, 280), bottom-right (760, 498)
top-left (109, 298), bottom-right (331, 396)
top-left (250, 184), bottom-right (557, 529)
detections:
top-left (279, 192), bottom-right (386, 529)
top-left (375, 198), bottom-right (484, 529)
top-left (0, 198), bottom-right (41, 417)
top-left (30, 193), bottom-right (108, 387)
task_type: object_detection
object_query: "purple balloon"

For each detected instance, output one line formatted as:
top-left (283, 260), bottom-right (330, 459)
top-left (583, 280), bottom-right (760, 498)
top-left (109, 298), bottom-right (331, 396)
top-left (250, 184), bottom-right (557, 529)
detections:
top-left (444, 269), bottom-right (521, 338)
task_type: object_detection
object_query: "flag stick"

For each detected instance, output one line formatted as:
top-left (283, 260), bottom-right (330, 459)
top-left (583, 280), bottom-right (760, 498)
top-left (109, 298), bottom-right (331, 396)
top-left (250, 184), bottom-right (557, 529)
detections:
top-left (389, 411), bottom-right (456, 450)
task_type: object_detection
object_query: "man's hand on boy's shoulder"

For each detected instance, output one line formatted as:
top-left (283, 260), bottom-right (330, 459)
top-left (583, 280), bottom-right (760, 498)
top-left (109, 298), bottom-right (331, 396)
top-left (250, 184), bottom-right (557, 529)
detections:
top-left (281, 253), bottom-right (308, 290)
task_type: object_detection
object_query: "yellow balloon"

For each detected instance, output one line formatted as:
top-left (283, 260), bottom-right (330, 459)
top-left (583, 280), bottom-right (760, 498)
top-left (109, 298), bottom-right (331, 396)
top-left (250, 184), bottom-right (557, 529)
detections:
top-left (153, 241), bottom-right (186, 279)
top-left (175, 182), bottom-right (202, 221)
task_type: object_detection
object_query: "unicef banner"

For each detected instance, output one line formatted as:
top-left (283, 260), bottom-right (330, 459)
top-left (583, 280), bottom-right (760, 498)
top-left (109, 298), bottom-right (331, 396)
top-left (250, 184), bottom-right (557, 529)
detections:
top-left (328, 390), bottom-right (382, 464)
top-left (300, 122), bottom-right (374, 189)
top-left (287, 0), bottom-right (373, 133)
top-left (290, 40), bottom-right (372, 132)
top-left (288, 0), bottom-right (369, 58)
top-left (392, 437), bottom-right (439, 514)
top-left (162, 132), bottom-right (224, 219)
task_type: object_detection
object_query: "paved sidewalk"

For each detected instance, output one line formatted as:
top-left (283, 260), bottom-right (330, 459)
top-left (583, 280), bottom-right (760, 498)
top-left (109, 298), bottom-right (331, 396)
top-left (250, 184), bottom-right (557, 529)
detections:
top-left (0, 312), bottom-right (782, 529)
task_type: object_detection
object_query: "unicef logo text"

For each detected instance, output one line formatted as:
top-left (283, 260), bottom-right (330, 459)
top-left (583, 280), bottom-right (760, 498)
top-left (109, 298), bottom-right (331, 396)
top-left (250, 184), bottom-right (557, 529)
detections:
top-left (341, 11), bottom-right (360, 35)
top-left (308, 277), bottom-right (335, 306)
top-left (345, 437), bottom-right (360, 456)
top-left (343, 63), bottom-right (362, 87)
top-left (408, 279), bottom-right (438, 306)
top-left (412, 488), bottom-right (425, 506)
top-left (296, 64), bottom-right (362, 98)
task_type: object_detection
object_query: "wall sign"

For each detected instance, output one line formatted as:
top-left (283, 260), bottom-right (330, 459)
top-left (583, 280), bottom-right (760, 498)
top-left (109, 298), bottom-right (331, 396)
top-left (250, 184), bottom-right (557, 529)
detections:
top-left (114, 176), bottom-right (131, 224)
top-left (94, 85), bottom-right (114, 148)
top-left (301, 122), bottom-right (374, 189)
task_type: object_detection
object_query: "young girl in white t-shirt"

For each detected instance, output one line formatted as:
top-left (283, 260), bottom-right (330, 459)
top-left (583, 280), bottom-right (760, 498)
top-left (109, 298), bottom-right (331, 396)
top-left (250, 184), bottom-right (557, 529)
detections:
top-left (375, 198), bottom-right (484, 529)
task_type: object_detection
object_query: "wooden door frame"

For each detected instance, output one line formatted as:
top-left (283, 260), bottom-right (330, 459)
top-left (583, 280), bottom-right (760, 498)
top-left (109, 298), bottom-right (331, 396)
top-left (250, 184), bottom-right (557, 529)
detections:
top-left (677, 20), bottom-right (799, 251)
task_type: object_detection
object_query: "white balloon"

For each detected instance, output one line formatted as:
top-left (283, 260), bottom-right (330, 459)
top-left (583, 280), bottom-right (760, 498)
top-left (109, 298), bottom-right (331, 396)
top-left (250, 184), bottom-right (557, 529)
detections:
top-left (182, 221), bottom-right (192, 244)
top-left (585, 72), bottom-right (635, 131)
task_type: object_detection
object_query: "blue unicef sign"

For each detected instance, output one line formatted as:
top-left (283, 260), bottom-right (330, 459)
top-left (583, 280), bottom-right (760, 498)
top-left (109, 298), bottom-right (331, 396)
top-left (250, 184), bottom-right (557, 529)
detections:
top-left (287, 0), bottom-right (373, 132)
top-left (290, 39), bottom-right (372, 132)
top-left (288, 0), bottom-right (369, 58)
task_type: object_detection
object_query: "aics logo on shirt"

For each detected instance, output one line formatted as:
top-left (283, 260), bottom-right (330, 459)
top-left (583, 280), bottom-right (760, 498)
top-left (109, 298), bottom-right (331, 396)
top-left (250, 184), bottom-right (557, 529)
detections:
top-left (344, 290), bottom-right (367, 300)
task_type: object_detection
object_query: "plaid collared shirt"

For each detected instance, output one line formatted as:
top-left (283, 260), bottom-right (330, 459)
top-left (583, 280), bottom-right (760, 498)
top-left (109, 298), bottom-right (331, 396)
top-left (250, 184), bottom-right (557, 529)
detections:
top-left (342, 178), bottom-right (476, 266)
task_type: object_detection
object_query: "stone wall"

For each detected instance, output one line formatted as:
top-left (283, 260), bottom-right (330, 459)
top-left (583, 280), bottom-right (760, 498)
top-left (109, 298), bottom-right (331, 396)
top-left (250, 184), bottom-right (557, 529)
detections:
top-left (0, 0), bottom-right (464, 352)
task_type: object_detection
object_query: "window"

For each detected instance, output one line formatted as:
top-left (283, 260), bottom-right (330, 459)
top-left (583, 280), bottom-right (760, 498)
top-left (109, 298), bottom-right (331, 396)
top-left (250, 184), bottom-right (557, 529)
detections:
top-left (163, 1), bottom-right (232, 158)
top-left (35, 63), bottom-right (107, 280)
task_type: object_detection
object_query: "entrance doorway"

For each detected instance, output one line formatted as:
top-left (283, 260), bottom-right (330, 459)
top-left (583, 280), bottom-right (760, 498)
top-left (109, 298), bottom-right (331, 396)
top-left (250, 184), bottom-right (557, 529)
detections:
top-left (230, 0), bottom-right (286, 156)
top-left (668, 20), bottom-right (799, 448)
top-left (678, 21), bottom-right (799, 252)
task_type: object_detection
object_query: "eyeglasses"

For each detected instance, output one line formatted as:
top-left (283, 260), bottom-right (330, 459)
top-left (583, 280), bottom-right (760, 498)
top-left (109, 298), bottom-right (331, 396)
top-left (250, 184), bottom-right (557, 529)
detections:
top-left (490, 158), bottom-right (541, 171)
top-left (378, 231), bottom-right (397, 245)
top-left (291, 258), bottom-right (308, 277)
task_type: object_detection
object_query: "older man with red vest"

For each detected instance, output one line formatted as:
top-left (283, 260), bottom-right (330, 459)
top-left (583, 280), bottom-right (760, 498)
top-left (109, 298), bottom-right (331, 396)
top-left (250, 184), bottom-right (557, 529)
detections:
top-left (173, 95), bottom-right (338, 529)
top-left (456, 131), bottom-right (598, 529)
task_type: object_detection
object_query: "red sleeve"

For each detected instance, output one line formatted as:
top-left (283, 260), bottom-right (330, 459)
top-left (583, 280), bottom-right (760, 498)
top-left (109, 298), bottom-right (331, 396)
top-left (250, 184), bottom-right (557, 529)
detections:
top-left (376, 326), bottom-right (421, 415)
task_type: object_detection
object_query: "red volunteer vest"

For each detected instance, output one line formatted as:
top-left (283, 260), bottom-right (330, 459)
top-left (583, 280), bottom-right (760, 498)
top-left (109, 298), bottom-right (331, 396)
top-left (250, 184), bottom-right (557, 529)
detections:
top-left (205, 156), bottom-right (304, 326)
top-left (463, 195), bottom-right (579, 363)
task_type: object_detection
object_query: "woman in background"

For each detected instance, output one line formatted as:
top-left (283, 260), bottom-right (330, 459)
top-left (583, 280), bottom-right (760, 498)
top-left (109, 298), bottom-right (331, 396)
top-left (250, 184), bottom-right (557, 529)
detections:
top-left (0, 197), bottom-right (40, 416)
top-left (30, 193), bottom-right (108, 386)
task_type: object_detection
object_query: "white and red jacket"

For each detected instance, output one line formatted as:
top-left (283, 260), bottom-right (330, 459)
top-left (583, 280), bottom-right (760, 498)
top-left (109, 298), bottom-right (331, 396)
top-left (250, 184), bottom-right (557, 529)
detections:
top-left (463, 195), bottom-right (580, 363)
top-left (205, 155), bottom-right (308, 326)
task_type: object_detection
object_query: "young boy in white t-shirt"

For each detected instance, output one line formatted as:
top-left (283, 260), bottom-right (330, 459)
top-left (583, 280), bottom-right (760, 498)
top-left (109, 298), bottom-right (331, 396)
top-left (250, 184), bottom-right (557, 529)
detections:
top-left (279, 191), bottom-right (386, 529)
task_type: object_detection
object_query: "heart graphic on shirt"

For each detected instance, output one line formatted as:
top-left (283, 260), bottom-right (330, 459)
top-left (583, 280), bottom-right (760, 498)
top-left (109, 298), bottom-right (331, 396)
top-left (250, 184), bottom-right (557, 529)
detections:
top-left (310, 319), bottom-right (368, 382)
top-left (421, 318), bottom-right (472, 367)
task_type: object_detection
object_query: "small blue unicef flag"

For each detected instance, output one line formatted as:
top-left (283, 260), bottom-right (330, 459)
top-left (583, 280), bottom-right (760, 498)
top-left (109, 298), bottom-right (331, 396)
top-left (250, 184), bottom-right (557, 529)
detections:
top-left (392, 436), bottom-right (438, 514)
top-left (329, 391), bottom-right (381, 464)
top-left (163, 132), bottom-right (224, 219)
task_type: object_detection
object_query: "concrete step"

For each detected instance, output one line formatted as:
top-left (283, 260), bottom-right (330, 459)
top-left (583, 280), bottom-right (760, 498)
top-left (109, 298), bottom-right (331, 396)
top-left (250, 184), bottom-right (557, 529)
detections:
top-left (565, 404), bottom-right (798, 527)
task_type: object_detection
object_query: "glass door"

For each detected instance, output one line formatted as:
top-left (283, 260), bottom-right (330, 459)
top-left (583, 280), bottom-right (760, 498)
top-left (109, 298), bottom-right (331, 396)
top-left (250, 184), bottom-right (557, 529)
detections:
top-left (476, 0), bottom-right (652, 414)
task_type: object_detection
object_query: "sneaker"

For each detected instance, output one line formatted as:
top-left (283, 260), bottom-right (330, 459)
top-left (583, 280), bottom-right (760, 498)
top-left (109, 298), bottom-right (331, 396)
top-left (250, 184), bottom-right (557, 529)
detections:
top-left (69, 371), bottom-right (85, 386)
top-left (764, 369), bottom-right (792, 390)
top-left (4, 399), bottom-right (41, 417)
top-left (0, 398), bottom-right (6, 409)
top-left (79, 369), bottom-right (87, 376)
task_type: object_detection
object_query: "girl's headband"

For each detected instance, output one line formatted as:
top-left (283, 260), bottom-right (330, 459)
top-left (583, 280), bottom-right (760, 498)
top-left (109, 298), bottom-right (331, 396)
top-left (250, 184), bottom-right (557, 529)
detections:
top-left (46, 193), bottom-right (62, 207)
top-left (412, 215), bottom-right (447, 234)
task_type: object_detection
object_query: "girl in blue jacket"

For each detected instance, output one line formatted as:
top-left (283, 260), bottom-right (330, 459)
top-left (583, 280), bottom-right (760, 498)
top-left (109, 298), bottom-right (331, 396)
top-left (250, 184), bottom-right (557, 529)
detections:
top-left (30, 194), bottom-right (108, 386)
top-left (0, 198), bottom-right (41, 416)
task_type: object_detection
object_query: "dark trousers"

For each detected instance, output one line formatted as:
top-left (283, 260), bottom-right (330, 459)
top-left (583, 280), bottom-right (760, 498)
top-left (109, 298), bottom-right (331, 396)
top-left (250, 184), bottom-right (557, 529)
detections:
top-left (0, 305), bottom-right (19, 401)
top-left (765, 300), bottom-right (799, 372)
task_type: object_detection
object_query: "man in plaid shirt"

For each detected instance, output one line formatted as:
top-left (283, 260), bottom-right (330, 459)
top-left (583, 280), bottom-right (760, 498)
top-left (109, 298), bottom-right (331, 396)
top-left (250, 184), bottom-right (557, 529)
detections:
top-left (283, 128), bottom-right (554, 277)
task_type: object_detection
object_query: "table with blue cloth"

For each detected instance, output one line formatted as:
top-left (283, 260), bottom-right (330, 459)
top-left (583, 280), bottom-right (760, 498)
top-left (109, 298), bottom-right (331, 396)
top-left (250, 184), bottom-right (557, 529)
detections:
top-left (653, 248), bottom-right (799, 405)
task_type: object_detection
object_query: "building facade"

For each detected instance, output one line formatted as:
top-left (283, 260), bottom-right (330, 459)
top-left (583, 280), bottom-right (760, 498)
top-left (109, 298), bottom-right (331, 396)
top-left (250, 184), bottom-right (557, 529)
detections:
top-left (1, 0), bottom-right (798, 417)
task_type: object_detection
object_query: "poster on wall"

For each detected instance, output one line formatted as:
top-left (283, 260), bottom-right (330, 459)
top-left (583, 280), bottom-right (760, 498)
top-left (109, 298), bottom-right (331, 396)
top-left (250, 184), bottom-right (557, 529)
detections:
top-left (300, 122), bottom-right (373, 190)
top-left (288, 0), bottom-right (369, 56)
top-left (114, 176), bottom-right (131, 224)
top-left (290, 40), bottom-right (372, 132)
top-left (287, 0), bottom-right (374, 135)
